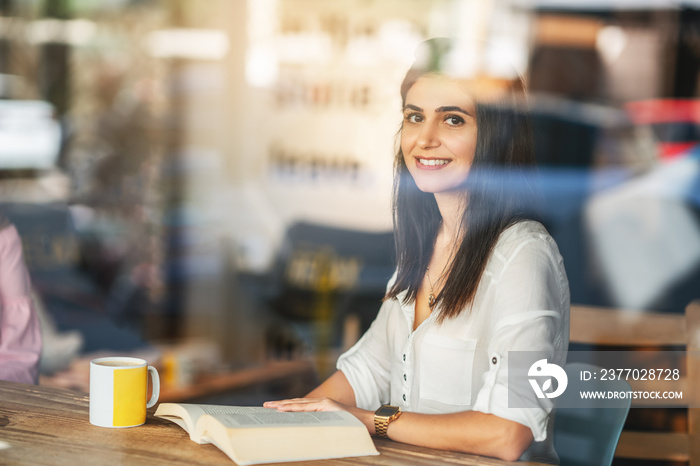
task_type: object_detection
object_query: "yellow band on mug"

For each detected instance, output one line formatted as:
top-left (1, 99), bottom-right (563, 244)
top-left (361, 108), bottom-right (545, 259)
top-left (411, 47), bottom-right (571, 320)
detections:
top-left (113, 365), bottom-right (147, 426)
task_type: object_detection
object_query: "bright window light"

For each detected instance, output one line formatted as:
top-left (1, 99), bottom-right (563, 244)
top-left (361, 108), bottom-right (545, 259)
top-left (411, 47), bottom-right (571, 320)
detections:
top-left (146, 29), bottom-right (230, 60)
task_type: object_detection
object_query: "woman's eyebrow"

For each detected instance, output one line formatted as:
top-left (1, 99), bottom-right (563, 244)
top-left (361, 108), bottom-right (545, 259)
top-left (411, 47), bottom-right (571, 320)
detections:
top-left (403, 104), bottom-right (422, 112)
top-left (435, 105), bottom-right (471, 115)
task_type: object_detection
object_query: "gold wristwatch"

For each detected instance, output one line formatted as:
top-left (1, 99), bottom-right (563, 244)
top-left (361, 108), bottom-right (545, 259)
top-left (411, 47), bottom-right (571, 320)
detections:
top-left (374, 405), bottom-right (401, 438)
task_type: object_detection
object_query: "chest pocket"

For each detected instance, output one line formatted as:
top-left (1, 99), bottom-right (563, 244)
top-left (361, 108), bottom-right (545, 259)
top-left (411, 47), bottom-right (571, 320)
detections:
top-left (419, 333), bottom-right (477, 406)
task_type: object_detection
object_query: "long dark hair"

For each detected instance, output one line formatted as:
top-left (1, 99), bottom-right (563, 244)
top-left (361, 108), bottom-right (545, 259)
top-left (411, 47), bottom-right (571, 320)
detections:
top-left (385, 38), bottom-right (540, 322)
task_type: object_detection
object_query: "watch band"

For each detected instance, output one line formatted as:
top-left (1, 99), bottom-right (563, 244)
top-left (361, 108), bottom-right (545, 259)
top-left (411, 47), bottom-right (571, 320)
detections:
top-left (374, 405), bottom-right (401, 438)
top-left (375, 416), bottom-right (390, 438)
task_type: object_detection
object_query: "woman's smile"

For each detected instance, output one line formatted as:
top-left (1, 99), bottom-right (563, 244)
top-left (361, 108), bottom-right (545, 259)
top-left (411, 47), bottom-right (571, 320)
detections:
top-left (415, 157), bottom-right (452, 168)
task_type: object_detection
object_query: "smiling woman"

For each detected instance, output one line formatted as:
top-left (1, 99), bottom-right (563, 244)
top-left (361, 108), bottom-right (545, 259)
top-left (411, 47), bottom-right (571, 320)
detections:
top-left (388, 38), bottom-right (541, 325)
top-left (265, 38), bottom-right (570, 464)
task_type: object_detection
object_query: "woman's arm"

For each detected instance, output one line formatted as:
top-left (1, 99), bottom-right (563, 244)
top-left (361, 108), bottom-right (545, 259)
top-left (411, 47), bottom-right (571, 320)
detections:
top-left (267, 369), bottom-right (532, 461)
top-left (305, 370), bottom-right (357, 405)
top-left (265, 393), bottom-right (533, 462)
top-left (385, 410), bottom-right (532, 461)
top-left (0, 225), bottom-right (42, 384)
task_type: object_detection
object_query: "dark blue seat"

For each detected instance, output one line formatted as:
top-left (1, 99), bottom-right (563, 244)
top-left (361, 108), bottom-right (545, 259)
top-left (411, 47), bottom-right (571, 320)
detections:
top-left (553, 362), bottom-right (631, 466)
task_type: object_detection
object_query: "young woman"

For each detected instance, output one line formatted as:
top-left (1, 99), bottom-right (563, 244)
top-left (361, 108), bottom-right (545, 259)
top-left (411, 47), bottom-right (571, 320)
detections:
top-left (265, 39), bottom-right (569, 463)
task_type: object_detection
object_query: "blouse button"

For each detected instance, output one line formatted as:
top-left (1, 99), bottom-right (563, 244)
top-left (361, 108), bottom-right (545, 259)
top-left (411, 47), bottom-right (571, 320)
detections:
top-left (492, 356), bottom-right (498, 365)
top-left (403, 354), bottom-right (406, 361)
top-left (403, 374), bottom-right (407, 381)
top-left (403, 394), bottom-right (406, 401)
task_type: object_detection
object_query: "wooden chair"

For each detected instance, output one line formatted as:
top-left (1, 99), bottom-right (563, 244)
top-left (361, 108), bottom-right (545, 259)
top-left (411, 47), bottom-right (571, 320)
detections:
top-left (569, 301), bottom-right (700, 464)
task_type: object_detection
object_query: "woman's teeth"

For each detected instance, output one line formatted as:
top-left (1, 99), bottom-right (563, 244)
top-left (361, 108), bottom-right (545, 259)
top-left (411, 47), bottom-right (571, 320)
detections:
top-left (418, 158), bottom-right (449, 166)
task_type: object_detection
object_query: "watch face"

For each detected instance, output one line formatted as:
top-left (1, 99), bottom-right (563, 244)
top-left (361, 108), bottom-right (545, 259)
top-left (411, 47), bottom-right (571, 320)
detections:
top-left (376, 406), bottom-right (399, 417)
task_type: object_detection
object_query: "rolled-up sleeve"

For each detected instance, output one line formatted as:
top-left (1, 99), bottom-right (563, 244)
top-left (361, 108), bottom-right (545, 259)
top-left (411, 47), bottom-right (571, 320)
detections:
top-left (471, 236), bottom-right (569, 442)
top-left (336, 299), bottom-right (394, 410)
top-left (0, 225), bottom-right (42, 384)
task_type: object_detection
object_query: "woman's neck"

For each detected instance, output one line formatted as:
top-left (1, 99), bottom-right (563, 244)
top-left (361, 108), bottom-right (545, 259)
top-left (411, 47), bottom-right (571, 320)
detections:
top-left (434, 191), bottom-right (466, 244)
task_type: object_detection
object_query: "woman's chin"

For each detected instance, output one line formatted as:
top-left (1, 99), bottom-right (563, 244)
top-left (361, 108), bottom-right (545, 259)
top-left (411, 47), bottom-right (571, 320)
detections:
top-left (413, 178), bottom-right (468, 195)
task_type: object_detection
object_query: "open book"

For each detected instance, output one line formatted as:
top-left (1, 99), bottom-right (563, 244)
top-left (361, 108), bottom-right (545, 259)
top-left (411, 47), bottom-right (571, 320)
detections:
top-left (154, 403), bottom-right (379, 465)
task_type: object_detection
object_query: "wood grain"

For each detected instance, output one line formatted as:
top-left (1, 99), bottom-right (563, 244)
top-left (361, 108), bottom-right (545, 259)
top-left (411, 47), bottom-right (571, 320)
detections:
top-left (0, 380), bottom-right (547, 466)
top-left (570, 304), bottom-right (686, 346)
top-left (614, 432), bottom-right (688, 461)
top-left (687, 301), bottom-right (700, 464)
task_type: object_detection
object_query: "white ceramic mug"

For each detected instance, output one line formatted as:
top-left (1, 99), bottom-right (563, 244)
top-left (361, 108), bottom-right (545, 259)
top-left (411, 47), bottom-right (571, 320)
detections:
top-left (89, 356), bottom-right (160, 428)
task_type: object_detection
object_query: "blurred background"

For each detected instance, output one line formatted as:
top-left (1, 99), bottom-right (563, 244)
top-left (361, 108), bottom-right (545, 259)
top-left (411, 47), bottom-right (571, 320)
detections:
top-left (1, 0), bottom-right (699, 446)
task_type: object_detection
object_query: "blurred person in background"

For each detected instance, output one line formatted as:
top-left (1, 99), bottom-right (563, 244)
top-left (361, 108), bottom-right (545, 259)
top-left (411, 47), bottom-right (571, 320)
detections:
top-left (266, 38), bottom-right (569, 463)
top-left (0, 215), bottom-right (42, 384)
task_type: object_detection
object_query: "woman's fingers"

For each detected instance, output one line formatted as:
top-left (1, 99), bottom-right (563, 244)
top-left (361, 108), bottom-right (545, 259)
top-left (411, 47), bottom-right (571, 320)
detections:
top-left (263, 397), bottom-right (342, 412)
top-left (264, 398), bottom-right (317, 408)
top-left (277, 401), bottom-right (324, 412)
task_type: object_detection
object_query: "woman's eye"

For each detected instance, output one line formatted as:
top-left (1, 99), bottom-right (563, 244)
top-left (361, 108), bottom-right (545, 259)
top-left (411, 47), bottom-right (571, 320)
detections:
top-left (404, 113), bottom-right (423, 123)
top-left (445, 115), bottom-right (465, 126)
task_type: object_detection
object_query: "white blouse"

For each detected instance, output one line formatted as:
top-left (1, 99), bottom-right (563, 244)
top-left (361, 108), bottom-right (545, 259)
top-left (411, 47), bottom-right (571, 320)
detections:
top-left (337, 220), bottom-right (570, 463)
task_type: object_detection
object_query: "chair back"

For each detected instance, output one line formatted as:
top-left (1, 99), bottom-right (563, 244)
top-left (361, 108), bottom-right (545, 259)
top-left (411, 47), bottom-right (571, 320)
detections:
top-left (269, 221), bottom-right (394, 323)
top-left (569, 301), bottom-right (700, 464)
top-left (553, 362), bottom-right (631, 466)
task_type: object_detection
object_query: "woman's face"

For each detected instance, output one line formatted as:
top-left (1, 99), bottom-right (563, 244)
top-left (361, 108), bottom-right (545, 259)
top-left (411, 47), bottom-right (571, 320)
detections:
top-left (401, 74), bottom-right (478, 195)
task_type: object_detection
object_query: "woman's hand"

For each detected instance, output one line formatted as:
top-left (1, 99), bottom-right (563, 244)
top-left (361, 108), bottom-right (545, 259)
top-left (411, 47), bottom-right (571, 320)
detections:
top-left (263, 397), bottom-right (347, 412)
top-left (264, 397), bottom-right (375, 434)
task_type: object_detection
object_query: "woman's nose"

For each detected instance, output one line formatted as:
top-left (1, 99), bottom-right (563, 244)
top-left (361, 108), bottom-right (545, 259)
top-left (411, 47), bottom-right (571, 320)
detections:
top-left (416, 123), bottom-right (440, 149)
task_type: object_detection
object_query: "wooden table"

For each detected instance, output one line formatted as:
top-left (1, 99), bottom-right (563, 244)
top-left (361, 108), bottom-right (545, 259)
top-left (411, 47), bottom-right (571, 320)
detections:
top-left (0, 380), bottom-right (544, 466)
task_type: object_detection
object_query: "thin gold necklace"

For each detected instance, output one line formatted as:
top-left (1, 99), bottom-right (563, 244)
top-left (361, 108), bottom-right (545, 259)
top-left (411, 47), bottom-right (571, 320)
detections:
top-left (426, 222), bottom-right (460, 309)
top-left (426, 264), bottom-right (449, 309)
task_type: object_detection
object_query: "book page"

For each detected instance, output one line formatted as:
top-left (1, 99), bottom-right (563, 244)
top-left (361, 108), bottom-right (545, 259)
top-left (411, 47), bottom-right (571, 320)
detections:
top-left (159, 404), bottom-right (378, 464)
top-left (199, 410), bottom-right (379, 465)
top-left (202, 407), bottom-right (362, 429)
top-left (155, 403), bottom-right (217, 443)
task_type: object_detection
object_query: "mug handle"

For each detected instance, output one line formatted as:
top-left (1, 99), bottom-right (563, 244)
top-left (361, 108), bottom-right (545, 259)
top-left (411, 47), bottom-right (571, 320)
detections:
top-left (146, 365), bottom-right (160, 408)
